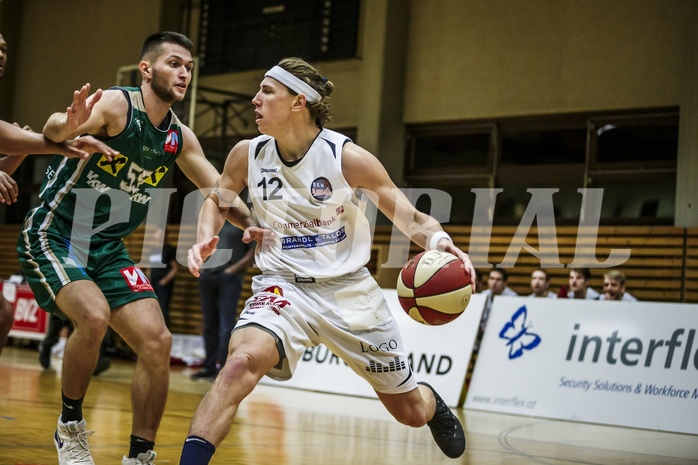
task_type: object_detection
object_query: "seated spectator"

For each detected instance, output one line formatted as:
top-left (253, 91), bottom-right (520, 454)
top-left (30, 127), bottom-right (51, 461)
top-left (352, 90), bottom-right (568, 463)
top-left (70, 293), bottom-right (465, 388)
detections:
top-left (480, 268), bottom-right (518, 332)
top-left (528, 268), bottom-right (557, 298)
top-left (566, 267), bottom-right (600, 300)
top-left (599, 270), bottom-right (638, 302)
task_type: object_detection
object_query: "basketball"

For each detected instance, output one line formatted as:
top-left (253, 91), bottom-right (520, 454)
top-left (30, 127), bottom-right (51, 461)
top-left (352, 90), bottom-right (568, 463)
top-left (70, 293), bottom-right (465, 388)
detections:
top-left (396, 250), bottom-right (472, 325)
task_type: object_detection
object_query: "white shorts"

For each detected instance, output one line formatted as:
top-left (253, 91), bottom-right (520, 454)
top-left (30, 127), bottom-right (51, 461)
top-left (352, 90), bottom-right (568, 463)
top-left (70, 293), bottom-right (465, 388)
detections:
top-left (235, 267), bottom-right (417, 395)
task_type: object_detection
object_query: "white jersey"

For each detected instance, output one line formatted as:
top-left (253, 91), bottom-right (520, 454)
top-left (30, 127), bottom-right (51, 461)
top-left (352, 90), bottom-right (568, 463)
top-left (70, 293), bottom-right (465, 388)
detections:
top-left (247, 129), bottom-right (372, 279)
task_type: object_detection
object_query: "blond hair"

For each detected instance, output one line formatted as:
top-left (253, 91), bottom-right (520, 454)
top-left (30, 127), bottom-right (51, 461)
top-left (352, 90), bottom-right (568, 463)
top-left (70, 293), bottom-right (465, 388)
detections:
top-left (604, 270), bottom-right (626, 285)
top-left (277, 57), bottom-right (333, 128)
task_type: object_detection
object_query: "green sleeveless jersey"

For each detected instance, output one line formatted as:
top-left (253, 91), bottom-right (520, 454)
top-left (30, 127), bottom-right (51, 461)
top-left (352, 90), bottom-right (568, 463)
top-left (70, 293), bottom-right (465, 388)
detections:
top-left (39, 86), bottom-right (183, 241)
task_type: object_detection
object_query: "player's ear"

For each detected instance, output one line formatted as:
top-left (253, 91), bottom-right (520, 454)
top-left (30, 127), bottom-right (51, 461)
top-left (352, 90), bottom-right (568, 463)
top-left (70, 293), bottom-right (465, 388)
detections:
top-left (292, 95), bottom-right (306, 110)
top-left (139, 61), bottom-right (152, 79)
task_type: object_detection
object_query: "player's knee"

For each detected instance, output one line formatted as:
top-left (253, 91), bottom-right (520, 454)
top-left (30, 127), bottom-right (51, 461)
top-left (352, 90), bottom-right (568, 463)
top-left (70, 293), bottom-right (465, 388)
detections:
top-left (216, 354), bottom-right (261, 400)
top-left (220, 351), bottom-right (271, 386)
top-left (157, 329), bottom-right (173, 354)
top-left (140, 328), bottom-right (172, 360)
top-left (222, 352), bottom-right (254, 376)
top-left (78, 310), bottom-right (110, 339)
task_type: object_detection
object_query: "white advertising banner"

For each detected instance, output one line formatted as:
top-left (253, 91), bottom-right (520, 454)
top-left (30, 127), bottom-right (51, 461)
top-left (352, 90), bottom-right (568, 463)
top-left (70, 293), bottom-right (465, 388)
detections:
top-left (260, 290), bottom-right (485, 407)
top-left (465, 297), bottom-right (698, 434)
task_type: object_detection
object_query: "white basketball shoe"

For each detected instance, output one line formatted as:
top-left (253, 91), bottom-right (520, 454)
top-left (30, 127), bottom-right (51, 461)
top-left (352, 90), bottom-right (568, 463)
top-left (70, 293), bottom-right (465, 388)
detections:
top-left (54, 417), bottom-right (95, 465)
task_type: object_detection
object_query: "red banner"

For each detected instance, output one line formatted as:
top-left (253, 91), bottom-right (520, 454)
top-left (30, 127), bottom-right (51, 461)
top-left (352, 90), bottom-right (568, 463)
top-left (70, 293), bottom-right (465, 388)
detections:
top-left (2, 282), bottom-right (48, 340)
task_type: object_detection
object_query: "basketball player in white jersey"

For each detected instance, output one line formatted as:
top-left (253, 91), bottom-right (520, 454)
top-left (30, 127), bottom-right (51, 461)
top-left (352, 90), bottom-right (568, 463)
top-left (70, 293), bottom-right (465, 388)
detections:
top-left (180, 57), bottom-right (476, 464)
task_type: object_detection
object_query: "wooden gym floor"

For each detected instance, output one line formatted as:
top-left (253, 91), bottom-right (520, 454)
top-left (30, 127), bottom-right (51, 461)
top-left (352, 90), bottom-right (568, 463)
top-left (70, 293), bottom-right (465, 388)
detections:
top-left (0, 346), bottom-right (696, 465)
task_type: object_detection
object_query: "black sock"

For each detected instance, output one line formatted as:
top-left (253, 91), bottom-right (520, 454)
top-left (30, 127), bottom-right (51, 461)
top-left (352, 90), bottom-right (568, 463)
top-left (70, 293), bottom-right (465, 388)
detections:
top-left (61, 392), bottom-right (84, 423)
top-left (180, 435), bottom-right (216, 465)
top-left (129, 435), bottom-right (155, 458)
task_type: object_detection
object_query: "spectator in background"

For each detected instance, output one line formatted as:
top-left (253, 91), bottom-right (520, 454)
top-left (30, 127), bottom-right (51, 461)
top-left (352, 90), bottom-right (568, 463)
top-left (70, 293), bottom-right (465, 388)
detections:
top-left (190, 221), bottom-right (255, 381)
top-left (599, 270), bottom-right (638, 302)
top-left (528, 268), bottom-right (557, 298)
top-left (479, 268), bottom-right (518, 333)
top-left (566, 267), bottom-right (600, 300)
top-left (143, 226), bottom-right (179, 328)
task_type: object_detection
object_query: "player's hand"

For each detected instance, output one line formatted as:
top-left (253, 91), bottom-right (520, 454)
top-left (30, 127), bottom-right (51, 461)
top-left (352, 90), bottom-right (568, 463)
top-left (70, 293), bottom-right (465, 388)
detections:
top-left (0, 171), bottom-right (19, 204)
top-left (65, 83), bottom-right (102, 132)
top-left (188, 236), bottom-right (220, 277)
top-left (59, 135), bottom-right (118, 160)
top-left (443, 242), bottom-right (477, 292)
top-left (243, 224), bottom-right (276, 252)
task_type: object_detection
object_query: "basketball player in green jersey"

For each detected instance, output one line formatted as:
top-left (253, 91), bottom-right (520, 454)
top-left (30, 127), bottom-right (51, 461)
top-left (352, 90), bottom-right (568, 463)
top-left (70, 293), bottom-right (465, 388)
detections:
top-left (17, 32), bottom-right (262, 465)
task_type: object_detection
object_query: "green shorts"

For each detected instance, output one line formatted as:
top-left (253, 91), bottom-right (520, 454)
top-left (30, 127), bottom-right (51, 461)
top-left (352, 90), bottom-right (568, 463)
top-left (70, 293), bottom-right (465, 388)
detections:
top-left (17, 206), bottom-right (157, 315)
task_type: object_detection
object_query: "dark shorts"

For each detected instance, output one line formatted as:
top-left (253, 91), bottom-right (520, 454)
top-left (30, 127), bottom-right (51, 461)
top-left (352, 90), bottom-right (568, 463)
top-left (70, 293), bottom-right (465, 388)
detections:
top-left (17, 206), bottom-right (157, 315)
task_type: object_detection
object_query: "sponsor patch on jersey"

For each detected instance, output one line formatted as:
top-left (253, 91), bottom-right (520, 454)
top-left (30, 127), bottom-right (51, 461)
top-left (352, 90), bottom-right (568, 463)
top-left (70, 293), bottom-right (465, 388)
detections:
top-left (280, 226), bottom-right (347, 250)
top-left (261, 285), bottom-right (284, 296)
top-left (143, 165), bottom-right (169, 186)
top-left (120, 266), bottom-right (154, 292)
top-left (310, 177), bottom-right (332, 201)
top-left (164, 130), bottom-right (179, 154)
top-left (246, 287), bottom-right (291, 315)
top-left (97, 154), bottom-right (128, 176)
top-left (272, 216), bottom-right (338, 231)
top-left (365, 356), bottom-right (409, 374)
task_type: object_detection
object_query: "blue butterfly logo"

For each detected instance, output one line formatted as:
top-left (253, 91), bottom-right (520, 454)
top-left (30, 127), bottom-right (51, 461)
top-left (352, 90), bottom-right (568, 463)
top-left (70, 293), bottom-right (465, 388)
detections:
top-left (498, 305), bottom-right (541, 359)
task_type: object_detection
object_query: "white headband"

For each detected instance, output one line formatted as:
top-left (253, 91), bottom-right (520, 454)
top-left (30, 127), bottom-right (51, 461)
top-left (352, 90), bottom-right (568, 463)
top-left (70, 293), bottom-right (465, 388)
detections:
top-left (265, 65), bottom-right (321, 103)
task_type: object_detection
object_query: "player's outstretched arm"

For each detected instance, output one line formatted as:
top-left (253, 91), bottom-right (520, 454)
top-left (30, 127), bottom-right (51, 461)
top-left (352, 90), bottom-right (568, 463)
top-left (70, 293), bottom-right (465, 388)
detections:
top-left (0, 124), bottom-right (115, 203)
top-left (0, 124), bottom-right (29, 172)
top-left (0, 120), bottom-right (62, 155)
top-left (0, 120), bottom-right (116, 160)
top-left (342, 142), bottom-right (476, 288)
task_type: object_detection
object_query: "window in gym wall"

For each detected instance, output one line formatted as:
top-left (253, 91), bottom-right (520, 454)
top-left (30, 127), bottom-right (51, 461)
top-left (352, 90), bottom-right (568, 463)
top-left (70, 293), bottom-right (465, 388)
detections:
top-left (406, 125), bottom-right (494, 176)
top-left (589, 112), bottom-right (679, 167)
top-left (405, 109), bottom-right (679, 225)
top-left (499, 122), bottom-right (587, 166)
top-left (587, 111), bottom-right (678, 224)
top-left (495, 118), bottom-right (588, 224)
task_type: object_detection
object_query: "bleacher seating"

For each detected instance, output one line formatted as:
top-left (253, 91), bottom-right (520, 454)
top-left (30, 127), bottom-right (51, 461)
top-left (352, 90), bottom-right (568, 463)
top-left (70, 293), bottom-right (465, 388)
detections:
top-left (0, 223), bottom-right (694, 336)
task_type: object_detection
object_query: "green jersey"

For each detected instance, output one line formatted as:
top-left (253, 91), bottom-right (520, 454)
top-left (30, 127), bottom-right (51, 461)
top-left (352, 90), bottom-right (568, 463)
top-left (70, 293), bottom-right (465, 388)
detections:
top-left (39, 86), bottom-right (183, 241)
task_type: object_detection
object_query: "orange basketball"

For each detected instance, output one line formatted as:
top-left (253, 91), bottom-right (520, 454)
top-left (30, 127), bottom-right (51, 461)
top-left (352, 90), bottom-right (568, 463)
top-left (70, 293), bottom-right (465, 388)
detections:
top-left (396, 250), bottom-right (472, 326)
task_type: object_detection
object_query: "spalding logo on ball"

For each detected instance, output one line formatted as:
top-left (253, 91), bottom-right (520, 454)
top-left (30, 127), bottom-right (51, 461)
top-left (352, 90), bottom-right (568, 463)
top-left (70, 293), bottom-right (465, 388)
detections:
top-left (397, 250), bottom-right (472, 325)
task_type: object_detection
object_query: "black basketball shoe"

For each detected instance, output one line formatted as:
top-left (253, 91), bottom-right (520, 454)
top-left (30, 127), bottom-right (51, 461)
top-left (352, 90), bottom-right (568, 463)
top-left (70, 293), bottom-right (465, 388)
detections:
top-left (418, 381), bottom-right (466, 458)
